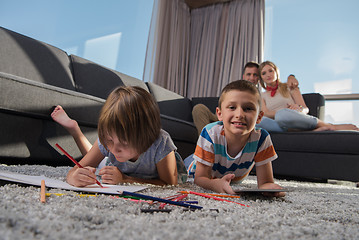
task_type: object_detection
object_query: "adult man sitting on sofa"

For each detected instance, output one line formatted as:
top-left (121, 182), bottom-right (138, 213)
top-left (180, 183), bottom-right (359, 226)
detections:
top-left (192, 62), bottom-right (299, 134)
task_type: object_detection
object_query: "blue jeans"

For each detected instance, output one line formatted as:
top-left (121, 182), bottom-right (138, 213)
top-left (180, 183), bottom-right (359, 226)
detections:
top-left (257, 109), bottom-right (318, 132)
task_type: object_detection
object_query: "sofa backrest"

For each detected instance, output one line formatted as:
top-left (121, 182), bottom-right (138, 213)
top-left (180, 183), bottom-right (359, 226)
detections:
top-left (0, 27), bottom-right (75, 91)
top-left (192, 93), bottom-right (325, 120)
top-left (191, 97), bottom-right (219, 113)
top-left (146, 82), bottom-right (193, 122)
top-left (70, 55), bottom-right (149, 99)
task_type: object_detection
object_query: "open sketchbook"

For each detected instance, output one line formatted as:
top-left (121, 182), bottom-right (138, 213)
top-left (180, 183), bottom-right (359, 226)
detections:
top-left (0, 170), bottom-right (147, 194)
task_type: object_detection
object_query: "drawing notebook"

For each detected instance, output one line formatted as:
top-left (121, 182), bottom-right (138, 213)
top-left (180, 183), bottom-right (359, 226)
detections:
top-left (0, 170), bottom-right (147, 194)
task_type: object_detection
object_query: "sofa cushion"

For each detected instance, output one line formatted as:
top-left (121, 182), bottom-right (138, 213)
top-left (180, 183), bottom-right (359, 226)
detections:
top-left (71, 55), bottom-right (149, 99)
top-left (0, 27), bottom-right (75, 91)
top-left (146, 82), bottom-right (193, 122)
top-left (0, 72), bottom-right (104, 126)
top-left (270, 131), bottom-right (359, 155)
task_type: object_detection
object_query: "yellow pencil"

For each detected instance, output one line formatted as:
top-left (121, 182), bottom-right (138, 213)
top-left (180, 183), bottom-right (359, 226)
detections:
top-left (45, 193), bottom-right (98, 197)
top-left (178, 191), bottom-right (242, 199)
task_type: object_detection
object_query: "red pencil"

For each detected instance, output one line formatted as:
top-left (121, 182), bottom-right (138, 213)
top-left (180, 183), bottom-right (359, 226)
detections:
top-left (55, 143), bottom-right (104, 188)
top-left (159, 194), bottom-right (188, 209)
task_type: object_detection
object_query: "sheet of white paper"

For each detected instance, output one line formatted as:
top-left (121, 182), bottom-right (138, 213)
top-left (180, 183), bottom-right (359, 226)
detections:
top-left (0, 171), bottom-right (147, 194)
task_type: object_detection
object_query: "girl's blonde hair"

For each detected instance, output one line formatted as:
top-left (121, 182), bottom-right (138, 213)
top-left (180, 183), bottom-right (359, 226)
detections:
top-left (259, 61), bottom-right (290, 98)
top-left (98, 86), bottom-right (161, 154)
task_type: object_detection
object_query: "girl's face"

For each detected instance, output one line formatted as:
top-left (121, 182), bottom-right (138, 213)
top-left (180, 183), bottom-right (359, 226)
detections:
top-left (261, 64), bottom-right (278, 86)
top-left (105, 132), bottom-right (140, 162)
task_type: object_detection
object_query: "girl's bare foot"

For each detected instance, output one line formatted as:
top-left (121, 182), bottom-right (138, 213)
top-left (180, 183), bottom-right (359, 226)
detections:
top-left (51, 105), bottom-right (79, 135)
top-left (51, 105), bottom-right (93, 155)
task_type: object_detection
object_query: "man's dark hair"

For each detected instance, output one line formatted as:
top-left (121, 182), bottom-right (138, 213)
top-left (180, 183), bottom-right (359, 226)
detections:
top-left (243, 61), bottom-right (259, 72)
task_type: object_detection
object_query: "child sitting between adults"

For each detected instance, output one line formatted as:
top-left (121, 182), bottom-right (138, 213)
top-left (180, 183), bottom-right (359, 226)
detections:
top-left (188, 80), bottom-right (285, 197)
top-left (53, 86), bottom-right (186, 187)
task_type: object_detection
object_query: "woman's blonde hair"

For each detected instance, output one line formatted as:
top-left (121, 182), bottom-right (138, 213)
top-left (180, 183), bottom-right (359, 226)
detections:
top-left (259, 61), bottom-right (290, 98)
top-left (98, 86), bottom-right (161, 154)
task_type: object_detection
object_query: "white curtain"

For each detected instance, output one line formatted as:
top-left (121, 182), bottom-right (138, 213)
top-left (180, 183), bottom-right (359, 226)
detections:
top-left (143, 0), bottom-right (264, 98)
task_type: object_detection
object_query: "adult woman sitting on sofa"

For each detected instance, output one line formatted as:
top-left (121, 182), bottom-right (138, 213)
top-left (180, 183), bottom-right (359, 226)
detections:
top-left (257, 61), bottom-right (359, 132)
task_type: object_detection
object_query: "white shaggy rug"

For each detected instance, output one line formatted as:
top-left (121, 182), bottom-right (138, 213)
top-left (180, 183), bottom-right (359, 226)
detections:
top-left (0, 164), bottom-right (358, 240)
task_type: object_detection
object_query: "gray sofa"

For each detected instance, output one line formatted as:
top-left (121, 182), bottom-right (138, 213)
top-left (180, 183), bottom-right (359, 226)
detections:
top-left (0, 26), bottom-right (197, 166)
top-left (1, 27), bottom-right (358, 182)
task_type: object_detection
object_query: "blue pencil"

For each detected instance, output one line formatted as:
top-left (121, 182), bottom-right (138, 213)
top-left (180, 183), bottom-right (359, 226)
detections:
top-left (119, 191), bottom-right (203, 210)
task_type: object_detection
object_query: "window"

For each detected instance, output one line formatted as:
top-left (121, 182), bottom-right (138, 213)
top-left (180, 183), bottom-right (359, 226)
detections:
top-left (265, 0), bottom-right (359, 125)
top-left (0, 0), bottom-right (154, 80)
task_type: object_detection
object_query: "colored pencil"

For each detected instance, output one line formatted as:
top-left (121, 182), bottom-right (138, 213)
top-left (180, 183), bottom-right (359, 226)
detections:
top-left (119, 191), bottom-right (203, 210)
top-left (178, 191), bottom-right (242, 199)
top-left (188, 191), bottom-right (250, 207)
top-left (141, 209), bottom-right (172, 213)
top-left (55, 143), bottom-right (103, 188)
top-left (159, 194), bottom-right (188, 209)
top-left (45, 193), bottom-right (98, 197)
top-left (40, 180), bottom-right (46, 203)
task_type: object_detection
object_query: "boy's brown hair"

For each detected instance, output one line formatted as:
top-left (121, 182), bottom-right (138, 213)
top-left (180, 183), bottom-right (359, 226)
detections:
top-left (98, 86), bottom-right (161, 154)
top-left (218, 80), bottom-right (261, 109)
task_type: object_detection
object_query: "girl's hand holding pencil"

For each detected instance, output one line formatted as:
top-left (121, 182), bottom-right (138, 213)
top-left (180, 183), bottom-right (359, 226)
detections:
top-left (69, 166), bottom-right (101, 187)
top-left (55, 143), bottom-right (104, 188)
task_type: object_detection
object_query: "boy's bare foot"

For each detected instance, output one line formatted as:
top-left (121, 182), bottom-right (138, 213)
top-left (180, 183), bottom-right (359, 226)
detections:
top-left (51, 105), bottom-right (79, 135)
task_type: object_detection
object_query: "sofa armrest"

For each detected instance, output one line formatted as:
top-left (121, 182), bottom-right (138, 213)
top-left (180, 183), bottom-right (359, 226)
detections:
top-left (302, 93), bottom-right (325, 120)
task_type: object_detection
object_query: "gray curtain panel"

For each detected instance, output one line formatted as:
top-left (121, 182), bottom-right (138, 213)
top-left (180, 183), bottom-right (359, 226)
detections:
top-left (143, 0), bottom-right (264, 98)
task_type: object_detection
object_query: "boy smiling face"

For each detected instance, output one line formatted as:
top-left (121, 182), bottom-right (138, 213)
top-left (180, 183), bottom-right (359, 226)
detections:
top-left (216, 89), bottom-right (263, 140)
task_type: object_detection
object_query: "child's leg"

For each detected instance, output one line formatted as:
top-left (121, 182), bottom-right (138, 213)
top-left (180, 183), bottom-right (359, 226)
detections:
top-left (51, 105), bottom-right (93, 156)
